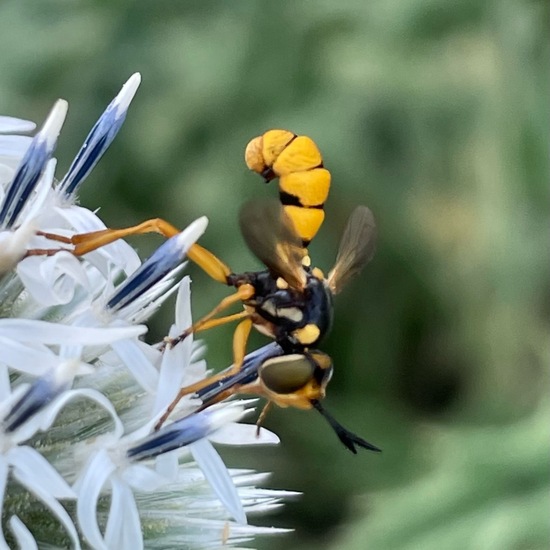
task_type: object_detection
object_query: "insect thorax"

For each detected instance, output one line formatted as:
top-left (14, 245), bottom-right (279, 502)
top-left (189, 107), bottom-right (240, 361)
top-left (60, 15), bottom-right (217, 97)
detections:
top-left (234, 269), bottom-right (333, 351)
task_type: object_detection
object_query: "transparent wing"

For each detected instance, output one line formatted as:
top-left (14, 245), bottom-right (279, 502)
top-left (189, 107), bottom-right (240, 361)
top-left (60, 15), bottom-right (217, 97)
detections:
top-left (327, 205), bottom-right (376, 294)
top-left (239, 199), bottom-right (306, 290)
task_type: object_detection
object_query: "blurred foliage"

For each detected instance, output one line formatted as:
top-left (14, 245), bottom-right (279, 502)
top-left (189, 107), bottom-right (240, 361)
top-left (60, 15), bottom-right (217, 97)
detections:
top-left (0, 0), bottom-right (548, 548)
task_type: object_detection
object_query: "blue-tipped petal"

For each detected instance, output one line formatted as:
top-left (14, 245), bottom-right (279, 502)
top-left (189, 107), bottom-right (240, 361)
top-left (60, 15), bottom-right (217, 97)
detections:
top-left (3, 359), bottom-right (85, 433)
top-left (4, 376), bottom-right (66, 434)
top-left (58, 73), bottom-right (141, 197)
top-left (127, 414), bottom-right (210, 461)
top-left (127, 405), bottom-right (244, 461)
top-left (106, 217), bottom-right (208, 312)
top-left (0, 100), bottom-right (67, 229)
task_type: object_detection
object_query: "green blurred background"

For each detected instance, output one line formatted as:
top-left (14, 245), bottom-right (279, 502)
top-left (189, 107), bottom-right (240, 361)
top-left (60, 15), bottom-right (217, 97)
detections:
top-left (1, 1), bottom-right (548, 548)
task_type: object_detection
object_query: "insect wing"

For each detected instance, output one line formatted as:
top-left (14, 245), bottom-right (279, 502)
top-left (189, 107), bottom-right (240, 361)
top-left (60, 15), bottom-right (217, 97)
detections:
top-left (239, 200), bottom-right (306, 290)
top-left (327, 205), bottom-right (377, 294)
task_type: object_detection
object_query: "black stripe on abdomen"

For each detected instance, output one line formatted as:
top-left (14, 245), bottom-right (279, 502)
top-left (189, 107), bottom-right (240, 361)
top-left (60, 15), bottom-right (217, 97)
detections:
top-left (279, 191), bottom-right (324, 209)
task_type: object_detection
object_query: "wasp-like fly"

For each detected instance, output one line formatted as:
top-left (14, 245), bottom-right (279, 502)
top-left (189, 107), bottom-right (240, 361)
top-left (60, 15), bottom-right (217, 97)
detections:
top-left (26, 130), bottom-right (379, 452)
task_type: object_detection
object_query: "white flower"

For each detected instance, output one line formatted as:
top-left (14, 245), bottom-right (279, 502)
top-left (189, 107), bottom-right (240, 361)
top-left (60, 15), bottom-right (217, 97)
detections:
top-left (0, 75), bottom-right (291, 548)
top-left (0, 379), bottom-right (80, 549)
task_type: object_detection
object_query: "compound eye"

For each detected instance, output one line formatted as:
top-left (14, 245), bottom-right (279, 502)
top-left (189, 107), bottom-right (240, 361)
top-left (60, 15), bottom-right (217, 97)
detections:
top-left (260, 354), bottom-right (315, 394)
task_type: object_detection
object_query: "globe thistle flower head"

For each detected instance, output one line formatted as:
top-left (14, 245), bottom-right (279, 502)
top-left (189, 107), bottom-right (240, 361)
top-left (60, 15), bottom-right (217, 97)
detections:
top-left (0, 75), bottom-right (291, 549)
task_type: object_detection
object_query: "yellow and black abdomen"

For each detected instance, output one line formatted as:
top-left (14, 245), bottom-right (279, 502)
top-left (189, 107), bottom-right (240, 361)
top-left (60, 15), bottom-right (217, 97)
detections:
top-left (245, 129), bottom-right (331, 246)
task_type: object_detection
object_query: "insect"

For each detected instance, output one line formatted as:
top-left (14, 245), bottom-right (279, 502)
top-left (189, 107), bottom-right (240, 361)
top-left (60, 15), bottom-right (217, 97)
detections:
top-left (152, 196), bottom-right (379, 450)
top-left (26, 130), bottom-right (379, 451)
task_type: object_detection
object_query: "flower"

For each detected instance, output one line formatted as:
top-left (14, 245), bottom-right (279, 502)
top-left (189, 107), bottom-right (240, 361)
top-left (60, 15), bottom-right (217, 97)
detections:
top-left (0, 75), bottom-right (292, 548)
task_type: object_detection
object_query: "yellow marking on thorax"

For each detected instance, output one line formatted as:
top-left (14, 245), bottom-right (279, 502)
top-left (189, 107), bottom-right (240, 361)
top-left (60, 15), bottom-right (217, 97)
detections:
top-left (276, 277), bottom-right (289, 289)
top-left (276, 307), bottom-right (304, 323)
top-left (311, 267), bottom-right (324, 280)
top-left (292, 323), bottom-right (321, 345)
top-left (260, 299), bottom-right (277, 317)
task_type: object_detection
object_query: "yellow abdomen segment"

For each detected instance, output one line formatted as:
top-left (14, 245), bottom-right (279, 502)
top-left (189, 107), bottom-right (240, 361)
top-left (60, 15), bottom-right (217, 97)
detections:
top-left (245, 129), bottom-right (331, 245)
top-left (283, 206), bottom-right (325, 245)
top-left (272, 136), bottom-right (323, 175)
top-left (279, 168), bottom-right (330, 207)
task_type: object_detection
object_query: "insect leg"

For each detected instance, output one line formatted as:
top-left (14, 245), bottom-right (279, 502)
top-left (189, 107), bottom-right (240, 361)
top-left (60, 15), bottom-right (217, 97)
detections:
top-left (155, 317), bottom-right (254, 430)
top-left (231, 317), bottom-right (253, 374)
top-left (187, 243), bottom-right (232, 284)
top-left (153, 381), bottom-right (208, 431)
top-left (165, 284), bottom-right (255, 348)
top-left (153, 365), bottom-right (248, 431)
top-left (255, 400), bottom-right (273, 436)
top-left (24, 247), bottom-right (70, 258)
top-left (192, 311), bottom-right (250, 333)
top-left (30, 219), bottom-right (233, 284)
top-left (36, 218), bottom-right (181, 255)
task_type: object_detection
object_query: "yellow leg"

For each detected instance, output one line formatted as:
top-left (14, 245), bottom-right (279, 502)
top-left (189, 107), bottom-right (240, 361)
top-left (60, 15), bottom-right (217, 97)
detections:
top-left (160, 309), bottom-right (249, 350)
top-left (24, 232), bottom-right (73, 258)
top-left (33, 232), bottom-right (72, 244)
top-left (24, 247), bottom-right (69, 258)
top-left (221, 522), bottom-right (231, 546)
top-left (153, 362), bottom-right (243, 431)
top-left (187, 243), bottom-right (232, 284)
top-left (231, 317), bottom-right (253, 374)
top-left (166, 284), bottom-right (255, 348)
top-left (35, 218), bottom-right (232, 284)
top-left (193, 311), bottom-right (250, 334)
top-left (154, 381), bottom-right (210, 431)
top-left (255, 401), bottom-right (273, 436)
top-left (155, 316), bottom-right (254, 430)
top-left (37, 218), bottom-right (180, 254)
